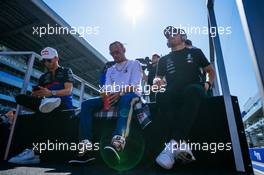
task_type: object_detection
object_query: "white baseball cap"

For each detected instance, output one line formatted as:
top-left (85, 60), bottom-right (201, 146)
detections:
top-left (41, 47), bottom-right (58, 59)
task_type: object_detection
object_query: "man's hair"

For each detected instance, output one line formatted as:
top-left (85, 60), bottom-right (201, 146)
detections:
top-left (109, 41), bottom-right (124, 50)
top-left (185, 39), bottom-right (193, 46)
top-left (152, 54), bottom-right (160, 58)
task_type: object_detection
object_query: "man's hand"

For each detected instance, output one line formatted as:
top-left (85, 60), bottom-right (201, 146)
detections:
top-left (153, 77), bottom-right (166, 88)
top-left (5, 109), bottom-right (16, 125)
top-left (32, 87), bottom-right (52, 97)
top-left (31, 89), bottom-right (40, 97)
top-left (108, 92), bottom-right (121, 105)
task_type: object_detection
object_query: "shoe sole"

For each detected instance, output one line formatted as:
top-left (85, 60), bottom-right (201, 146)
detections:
top-left (39, 98), bottom-right (61, 113)
top-left (103, 146), bottom-right (120, 166)
top-left (68, 157), bottom-right (96, 165)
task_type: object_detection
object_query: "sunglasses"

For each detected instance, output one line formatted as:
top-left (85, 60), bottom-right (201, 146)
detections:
top-left (41, 59), bottom-right (52, 63)
top-left (110, 51), bottom-right (121, 56)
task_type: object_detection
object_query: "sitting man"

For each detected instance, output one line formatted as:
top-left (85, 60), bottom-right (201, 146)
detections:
top-left (69, 41), bottom-right (142, 164)
top-left (154, 26), bottom-right (215, 169)
top-left (8, 47), bottom-right (74, 164)
top-left (15, 47), bottom-right (74, 113)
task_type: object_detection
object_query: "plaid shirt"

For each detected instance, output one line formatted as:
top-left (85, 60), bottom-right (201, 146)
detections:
top-left (94, 97), bottom-right (150, 120)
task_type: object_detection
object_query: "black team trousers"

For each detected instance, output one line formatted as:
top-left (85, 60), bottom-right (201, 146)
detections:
top-left (156, 83), bottom-right (206, 143)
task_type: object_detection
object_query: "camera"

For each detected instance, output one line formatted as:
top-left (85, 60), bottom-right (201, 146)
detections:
top-left (136, 57), bottom-right (152, 71)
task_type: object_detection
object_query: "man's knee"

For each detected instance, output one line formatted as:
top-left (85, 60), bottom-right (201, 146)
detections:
top-left (119, 93), bottom-right (137, 105)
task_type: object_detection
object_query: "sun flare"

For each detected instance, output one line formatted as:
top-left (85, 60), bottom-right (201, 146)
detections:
top-left (124, 0), bottom-right (144, 25)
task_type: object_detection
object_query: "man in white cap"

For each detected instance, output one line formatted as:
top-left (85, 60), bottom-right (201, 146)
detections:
top-left (14, 47), bottom-right (74, 113)
top-left (8, 47), bottom-right (74, 164)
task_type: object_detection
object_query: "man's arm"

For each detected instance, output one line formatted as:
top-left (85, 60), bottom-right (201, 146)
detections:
top-left (128, 60), bottom-right (142, 91)
top-left (33, 68), bottom-right (74, 97)
top-left (54, 82), bottom-right (73, 96)
top-left (203, 64), bottom-right (215, 85)
top-left (195, 48), bottom-right (215, 90)
top-left (36, 82), bottom-right (73, 97)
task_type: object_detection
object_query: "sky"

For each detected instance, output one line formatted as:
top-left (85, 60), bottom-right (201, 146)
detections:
top-left (43, 0), bottom-right (259, 110)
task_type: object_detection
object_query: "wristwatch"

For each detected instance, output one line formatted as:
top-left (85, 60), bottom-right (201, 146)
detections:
top-left (51, 90), bottom-right (57, 96)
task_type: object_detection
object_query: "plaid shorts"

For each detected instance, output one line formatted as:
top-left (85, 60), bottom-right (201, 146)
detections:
top-left (94, 106), bottom-right (119, 119)
top-left (94, 97), bottom-right (150, 120)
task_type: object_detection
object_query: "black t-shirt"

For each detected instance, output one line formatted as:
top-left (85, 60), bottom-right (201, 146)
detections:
top-left (147, 64), bottom-right (158, 86)
top-left (157, 47), bottom-right (210, 89)
top-left (38, 67), bottom-right (74, 109)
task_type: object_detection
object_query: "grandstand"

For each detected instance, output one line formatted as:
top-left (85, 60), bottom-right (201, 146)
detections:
top-left (243, 94), bottom-right (264, 148)
top-left (0, 0), bottom-right (108, 113)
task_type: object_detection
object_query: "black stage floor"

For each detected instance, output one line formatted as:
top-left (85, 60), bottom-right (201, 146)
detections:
top-left (0, 161), bottom-right (250, 175)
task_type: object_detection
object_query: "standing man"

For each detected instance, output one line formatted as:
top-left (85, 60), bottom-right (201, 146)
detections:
top-left (147, 54), bottom-right (160, 102)
top-left (8, 47), bottom-right (74, 164)
top-left (69, 41), bottom-right (142, 164)
top-left (154, 26), bottom-right (215, 169)
top-left (147, 54), bottom-right (160, 86)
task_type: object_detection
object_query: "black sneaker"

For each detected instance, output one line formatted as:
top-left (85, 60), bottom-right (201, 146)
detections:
top-left (68, 139), bottom-right (96, 165)
top-left (68, 152), bottom-right (96, 165)
top-left (102, 135), bottom-right (125, 166)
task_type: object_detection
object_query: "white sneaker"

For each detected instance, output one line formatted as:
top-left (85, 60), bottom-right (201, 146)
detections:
top-left (156, 139), bottom-right (196, 169)
top-left (156, 139), bottom-right (177, 169)
top-left (8, 149), bottom-right (40, 164)
top-left (39, 98), bottom-right (61, 113)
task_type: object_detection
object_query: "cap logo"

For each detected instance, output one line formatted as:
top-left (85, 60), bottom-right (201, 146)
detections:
top-left (41, 50), bottom-right (49, 55)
